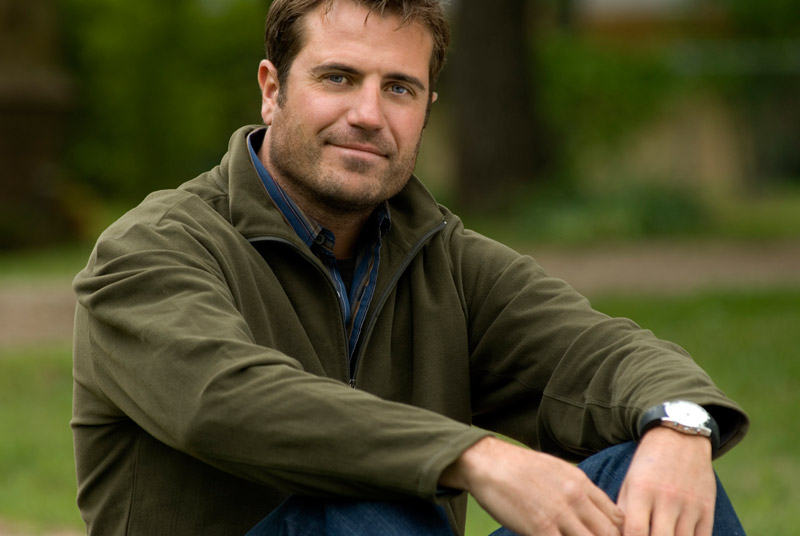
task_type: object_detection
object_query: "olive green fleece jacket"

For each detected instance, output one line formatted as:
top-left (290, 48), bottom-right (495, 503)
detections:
top-left (72, 125), bottom-right (747, 535)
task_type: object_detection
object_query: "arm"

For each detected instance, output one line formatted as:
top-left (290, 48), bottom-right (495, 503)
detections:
top-left (73, 199), bottom-right (486, 501)
top-left (440, 220), bottom-right (745, 533)
top-left (442, 218), bottom-right (748, 457)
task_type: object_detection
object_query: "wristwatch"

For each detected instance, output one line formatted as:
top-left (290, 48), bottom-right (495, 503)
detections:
top-left (638, 401), bottom-right (720, 456)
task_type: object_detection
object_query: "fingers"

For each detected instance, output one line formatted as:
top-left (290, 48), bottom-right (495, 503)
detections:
top-left (574, 483), bottom-right (624, 536)
top-left (475, 472), bottom-right (624, 536)
top-left (618, 428), bottom-right (717, 536)
top-left (541, 462), bottom-right (624, 536)
top-left (619, 478), bottom-right (710, 536)
top-left (618, 472), bottom-right (715, 535)
top-left (623, 508), bottom-right (705, 536)
top-left (587, 481), bottom-right (625, 526)
top-left (454, 438), bottom-right (625, 535)
top-left (618, 480), bottom-right (652, 536)
top-left (692, 509), bottom-right (714, 536)
top-left (531, 466), bottom-right (624, 536)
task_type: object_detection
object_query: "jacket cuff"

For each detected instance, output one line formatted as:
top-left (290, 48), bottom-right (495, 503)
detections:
top-left (417, 428), bottom-right (492, 502)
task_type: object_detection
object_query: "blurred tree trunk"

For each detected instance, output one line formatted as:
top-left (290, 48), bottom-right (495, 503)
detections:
top-left (0, 0), bottom-right (75, 249)
top-left (450, 0), bottom-right (551, 212)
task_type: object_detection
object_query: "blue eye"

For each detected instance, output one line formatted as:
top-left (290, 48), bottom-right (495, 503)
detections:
top-left (390, 84), bottom-right (408, 95)
top-left (328, 74), bottom-right (345, 84)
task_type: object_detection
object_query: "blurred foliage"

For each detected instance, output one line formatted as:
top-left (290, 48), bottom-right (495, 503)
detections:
top-left (724, 0), bottom-right (799, 37)
top-left (41, 0), bottom-right (800, 245)
top-left (466, 182), bottom-right (800, 249)
top-left (697, 0), bottom-right (800, 189)
top-left (464, 181), bottom-right (708, 247)
top-left (58, 0), bottom-right (266, 201)
top-left (534, 33), bottom-right (681, 176)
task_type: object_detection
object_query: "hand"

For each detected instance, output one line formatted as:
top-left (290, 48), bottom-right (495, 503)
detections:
top-left (618, 427), bottom-right (716, 536)
top-left (440, 437), bottom-right (624, 535)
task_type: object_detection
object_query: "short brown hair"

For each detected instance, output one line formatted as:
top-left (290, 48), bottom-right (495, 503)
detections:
top-left (264, 0), bottom-right (450, 94)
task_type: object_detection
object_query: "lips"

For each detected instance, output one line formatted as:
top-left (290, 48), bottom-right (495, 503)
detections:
top-left (332, 142), bottom-right (387, 157)
top-left (324, 134), bottom-right (391, 158)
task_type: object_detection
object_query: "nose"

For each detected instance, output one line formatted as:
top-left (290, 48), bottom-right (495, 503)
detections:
top-left (346, 83), bottom-right (386, 131)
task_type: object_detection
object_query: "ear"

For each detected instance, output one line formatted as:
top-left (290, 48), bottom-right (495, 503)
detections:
top-left (423, 91), bottom-right (438, 129)
top-left (258, 59), bottom-right (281, 126)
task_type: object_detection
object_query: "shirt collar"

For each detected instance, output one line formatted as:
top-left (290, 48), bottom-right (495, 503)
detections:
top-left (247, 128), bottom-right (391, 254)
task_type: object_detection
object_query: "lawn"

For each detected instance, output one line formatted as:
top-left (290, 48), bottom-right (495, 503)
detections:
top-left (0, 344), bottom-right (82, 533)
top-left (0, 287), bottom-right (797, 534)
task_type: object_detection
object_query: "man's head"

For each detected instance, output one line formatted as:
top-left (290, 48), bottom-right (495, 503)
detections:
top-left (257, 0), bottom-right (445, 225)
top-left (264, 0), bottom-right (450, 103)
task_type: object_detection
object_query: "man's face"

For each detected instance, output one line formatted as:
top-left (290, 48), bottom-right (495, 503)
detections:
top-left (258, 0), bottom-right (435, 218)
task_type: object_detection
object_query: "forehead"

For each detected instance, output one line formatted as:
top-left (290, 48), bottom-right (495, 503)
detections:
top-left (296, 0), bottom-right (434, 83)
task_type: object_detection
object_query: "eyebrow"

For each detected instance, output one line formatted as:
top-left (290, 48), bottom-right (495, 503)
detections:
top-left (310, 62), bottom-right (428, 92)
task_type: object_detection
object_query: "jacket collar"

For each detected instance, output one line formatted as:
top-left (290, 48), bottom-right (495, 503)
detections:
top-left (203, 125), bottom-right (446, 252)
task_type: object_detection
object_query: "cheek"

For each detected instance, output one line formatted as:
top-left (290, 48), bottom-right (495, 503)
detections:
top-left (276, 92), bottom-right (342, 133)
top-left (301, 94), bottom-right (349, 128)
top-left (387, 101), bottom-right (429, 141)
top-left (392, 116), bottom-right (426, 148)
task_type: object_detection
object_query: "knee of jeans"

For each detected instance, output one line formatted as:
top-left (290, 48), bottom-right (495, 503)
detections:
top-left (577, 442), bottom-right (638, 502)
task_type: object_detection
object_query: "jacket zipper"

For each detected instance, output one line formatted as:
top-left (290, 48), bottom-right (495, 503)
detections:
top-left (248, 236), bottom-right (351, 382)
top-left (348, 218), bottom-right (448, 389)
top-left (250, 217), bottom-right (448, 390)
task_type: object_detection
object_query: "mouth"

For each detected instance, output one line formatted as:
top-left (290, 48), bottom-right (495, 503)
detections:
top-left (326, 141), bottom-right (388, 159)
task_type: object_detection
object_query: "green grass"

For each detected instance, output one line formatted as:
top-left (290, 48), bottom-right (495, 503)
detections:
top-left (0, 344), bottom-right (82, 532)
top-left (1, 289), bottom-right (797, 534)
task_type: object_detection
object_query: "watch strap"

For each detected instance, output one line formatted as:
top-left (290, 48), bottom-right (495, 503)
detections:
top-left (638, 402), bottom-right (721, 457)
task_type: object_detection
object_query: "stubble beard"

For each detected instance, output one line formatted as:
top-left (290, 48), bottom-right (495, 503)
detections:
top-left (268, 120), bottom-right (423, 218)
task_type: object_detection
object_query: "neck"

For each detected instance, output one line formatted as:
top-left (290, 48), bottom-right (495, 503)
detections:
top-left (300, 198), bottom-right (373, 260)
top-left (321, 213), bottom-right (370, 259)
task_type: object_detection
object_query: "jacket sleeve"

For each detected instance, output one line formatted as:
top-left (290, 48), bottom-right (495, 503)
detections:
top-left (72, 195), bottom-right (488, 502)
top-left (443, 216), bottom-right (748, 460)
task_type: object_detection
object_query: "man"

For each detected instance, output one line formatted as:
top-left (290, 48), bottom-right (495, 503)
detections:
top-left (71, 0), bottom-right (748, 534)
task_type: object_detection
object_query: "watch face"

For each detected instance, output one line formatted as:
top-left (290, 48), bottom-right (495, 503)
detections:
top-left (664, 401), bottom-right (708, 427)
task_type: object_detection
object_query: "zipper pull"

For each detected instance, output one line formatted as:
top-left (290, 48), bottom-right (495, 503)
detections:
top-left (349, 378), bottom-right (356, 389)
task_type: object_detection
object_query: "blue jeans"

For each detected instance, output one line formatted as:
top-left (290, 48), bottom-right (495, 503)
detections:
top-left (246, 442), bottom-right (745, 535)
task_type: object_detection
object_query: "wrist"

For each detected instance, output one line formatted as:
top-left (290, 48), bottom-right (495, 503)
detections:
top-left (439, 436), bottom-right (500, 492)
top-left (639, 425), bottom-right (713, 457)
top-left (638, 400), bottom-right (720, 457)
